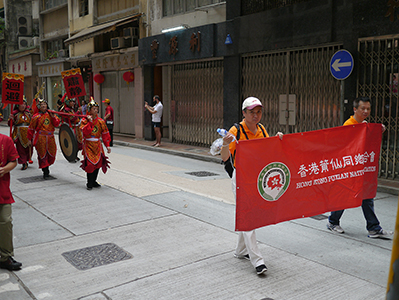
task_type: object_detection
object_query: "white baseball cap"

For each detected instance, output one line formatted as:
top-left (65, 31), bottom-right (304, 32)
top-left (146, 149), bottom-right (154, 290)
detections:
top-left (242, 97), bottom-right (263, 110)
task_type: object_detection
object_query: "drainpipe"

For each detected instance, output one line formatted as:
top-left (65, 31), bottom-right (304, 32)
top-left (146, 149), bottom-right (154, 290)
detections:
top-left (386, 195), bottom-right (399, 300)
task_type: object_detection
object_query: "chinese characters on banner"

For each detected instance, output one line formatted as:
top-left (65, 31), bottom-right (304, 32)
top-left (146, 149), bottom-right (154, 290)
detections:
top-left (61, 68), bottom-right (86, 99)
top-left (235, 123), bottom-right (382, 231)
top-left (1, 73), bottom-right (24, 106)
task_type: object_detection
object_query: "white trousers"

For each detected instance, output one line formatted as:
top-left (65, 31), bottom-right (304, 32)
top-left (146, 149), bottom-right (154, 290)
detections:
top-left (232, 170), bottom-right (265, 268)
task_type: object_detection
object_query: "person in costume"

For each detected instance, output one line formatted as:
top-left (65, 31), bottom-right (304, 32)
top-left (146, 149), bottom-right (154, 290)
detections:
top-left (28, 98), bottom-right (60, 179)
top-left (80, 99), bottom-right (111, 190)
top-left (8, 97), bottom-right (32, 170)
top-left (60, 95), bottom-right (83, 160)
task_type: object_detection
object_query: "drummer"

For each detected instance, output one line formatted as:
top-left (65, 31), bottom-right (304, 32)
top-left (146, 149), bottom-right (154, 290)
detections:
top-left (28, 98), bottom-right (60, 179)
top-left (80, 98), bottom-right (111, 190)
top-left (60, 96), bottom-right (83, 161)
top-left (8, 97), bottom-right (32, 170)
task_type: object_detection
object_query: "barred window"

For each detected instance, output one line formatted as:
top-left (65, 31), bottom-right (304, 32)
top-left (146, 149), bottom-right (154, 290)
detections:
top-left (163, 0), bottom-right (224, 16)
top-left (79, 0), bottom-right (89, 17)
top-left (42, 0), bottom-right (68, 11)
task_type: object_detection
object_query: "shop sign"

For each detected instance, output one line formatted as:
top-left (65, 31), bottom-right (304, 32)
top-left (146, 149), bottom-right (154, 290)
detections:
top-left (9, 58), bottom-right (33, 77)
top-left (93, 52), bottom-right (138, 72)
top-left (139, 24), bottom-right (214, 65)
top-left (38, 62), bottom-right (65, 77)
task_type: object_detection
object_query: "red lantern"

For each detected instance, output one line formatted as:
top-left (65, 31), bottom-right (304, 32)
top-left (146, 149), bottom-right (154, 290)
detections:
top-left (93, 73), bottom-right (105, 85)
top-left (123, 71), bottom-right (134, 83)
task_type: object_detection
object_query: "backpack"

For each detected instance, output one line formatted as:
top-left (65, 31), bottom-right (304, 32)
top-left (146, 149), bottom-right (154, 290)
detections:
top-left (223, 122), bottom-right (267, 178)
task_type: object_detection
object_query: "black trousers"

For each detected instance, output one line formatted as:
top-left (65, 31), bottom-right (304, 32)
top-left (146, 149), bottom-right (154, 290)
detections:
top-left (86, 168), bottom-right (100, 188)
top-left (106, 124), bottom-right (113, 146)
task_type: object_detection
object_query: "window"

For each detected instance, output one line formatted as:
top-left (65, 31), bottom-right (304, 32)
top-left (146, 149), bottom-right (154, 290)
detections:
top-left (79, 0), bottom-right (89, 17)
top-left (45, 39), bottom-right (65, 59)
top-left (163, 0), bottom-right (224, 16)
top-left (43, 0), bottom-right (68, 11)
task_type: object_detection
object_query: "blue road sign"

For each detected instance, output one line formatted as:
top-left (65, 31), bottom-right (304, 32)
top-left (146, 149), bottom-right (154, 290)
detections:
top-left (225, 34), bottom-right (232, 45)
top-left (330, 50), bottom-right (354, 80)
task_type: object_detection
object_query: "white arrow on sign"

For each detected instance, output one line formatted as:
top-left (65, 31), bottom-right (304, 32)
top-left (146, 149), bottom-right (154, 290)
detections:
top-left (332, 59), bottom-right (352, 72)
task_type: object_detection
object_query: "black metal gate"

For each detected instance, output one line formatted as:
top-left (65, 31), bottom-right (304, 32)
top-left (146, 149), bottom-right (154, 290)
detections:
top-left (358, 36), bottom-right (399, 179)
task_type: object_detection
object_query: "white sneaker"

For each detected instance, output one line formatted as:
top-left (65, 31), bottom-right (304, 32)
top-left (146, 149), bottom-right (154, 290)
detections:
top-left (368, 229), bottom-right (393, 239)
top-left (234, 253), bottom-right (250, 260)
top-left (327, 222), bottom-right (345, 234)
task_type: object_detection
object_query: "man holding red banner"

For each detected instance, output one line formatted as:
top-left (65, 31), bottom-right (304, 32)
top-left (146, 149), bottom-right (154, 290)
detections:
top-left (221, 97), bottom-right (283, 275)
top-left (28, 98), bottom-right (60, 179)
top-left (327, 97), bottom-right (392, 239)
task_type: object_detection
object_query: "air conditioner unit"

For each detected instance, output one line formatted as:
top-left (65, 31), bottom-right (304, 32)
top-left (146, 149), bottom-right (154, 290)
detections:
top-left (123, 27), bottom-right (138, 39)
top-left (18, 36), bottom-right (33, 49)
top-left (58, 49), bottom-right (69, 58)
top-left (111, 37), bottom-right (124, 49)
top-left (17, 15), bottom-right (32, 36)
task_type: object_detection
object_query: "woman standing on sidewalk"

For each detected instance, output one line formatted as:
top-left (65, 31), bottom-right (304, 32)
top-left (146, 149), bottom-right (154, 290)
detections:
top-left (80, 98), bottom-right (111, 190)
top-left (8, 97), bottom-right (32, 170)
top-left (144, 95), bottom-right (163, 147)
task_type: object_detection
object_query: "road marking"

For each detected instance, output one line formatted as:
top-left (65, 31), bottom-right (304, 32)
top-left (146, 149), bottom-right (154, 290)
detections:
top-left (0, 282), bottom-right (20, 293)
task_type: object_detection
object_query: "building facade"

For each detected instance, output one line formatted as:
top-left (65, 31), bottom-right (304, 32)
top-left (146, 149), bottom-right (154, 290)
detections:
top-left (65, 0), bottom-right (143, 136)
top-left (4, 0), bottom-right (40, 111)
top-left (1, 0), bottom-right (399, 180)
top-left (140, 0), bottom-right (399, 180)
top-left (140, 0), bottom-right (226, 144)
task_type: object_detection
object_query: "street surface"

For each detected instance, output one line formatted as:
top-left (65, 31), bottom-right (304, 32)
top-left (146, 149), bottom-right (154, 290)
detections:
top-left (0, 125), bottom-right (396, 300)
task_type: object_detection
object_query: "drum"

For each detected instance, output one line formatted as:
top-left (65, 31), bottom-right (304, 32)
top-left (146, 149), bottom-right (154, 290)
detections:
top-left (59, 123), bottom-right (78, 162)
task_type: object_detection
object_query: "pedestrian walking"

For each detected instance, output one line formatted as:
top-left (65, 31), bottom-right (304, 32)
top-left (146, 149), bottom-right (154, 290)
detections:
top-left (220, 96), bottom-right (283, 275)
top-left (102, 98), bottom-right (114, 147)
top-left (327, 96), bottom-right (393, 238)
top-left (0, 133), bottom-right (22, 271)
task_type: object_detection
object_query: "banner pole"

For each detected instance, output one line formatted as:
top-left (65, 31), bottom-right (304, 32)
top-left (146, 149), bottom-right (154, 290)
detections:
top-left (9, 104), bottom-right (13, 137)
top-left (386, 195), bottom-right (399, 300)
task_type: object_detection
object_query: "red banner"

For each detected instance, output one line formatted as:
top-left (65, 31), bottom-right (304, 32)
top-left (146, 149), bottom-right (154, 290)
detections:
top-left (1, 73), bottom-right (24, 106)
top-left (61, 68), bottom-right (86, 99)
top-left (235, 123), bottom-right (382, 231)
